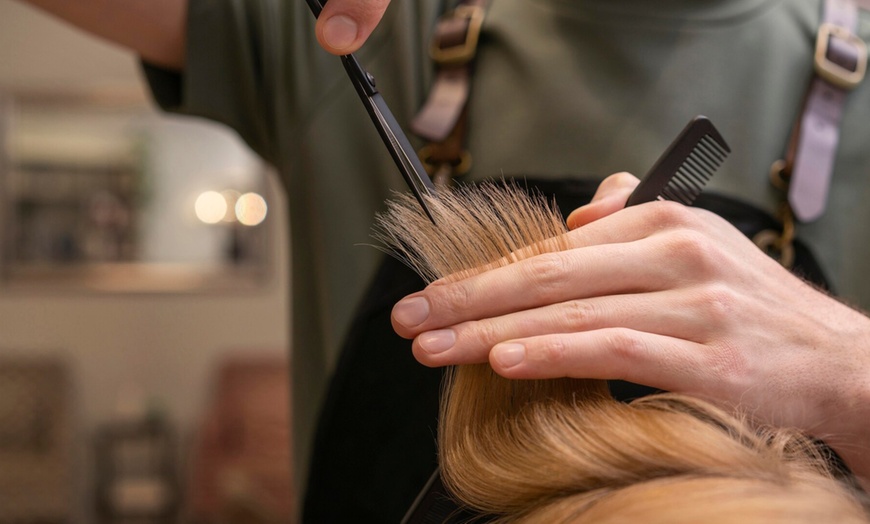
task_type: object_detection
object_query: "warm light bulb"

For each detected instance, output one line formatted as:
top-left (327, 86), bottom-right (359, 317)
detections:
top-left (236, 192), bottom-right (268, 226)
top-left (194, 191), bottom-right (227, 224)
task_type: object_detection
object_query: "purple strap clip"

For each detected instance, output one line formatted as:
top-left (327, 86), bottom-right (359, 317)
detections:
top-left (789, 0), bottom-right (867, 222)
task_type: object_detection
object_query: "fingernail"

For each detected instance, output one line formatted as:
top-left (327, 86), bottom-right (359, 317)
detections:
top-left (322, 15), bottom-right (358, 50)
top-left (492, 343), bottom-right (525, 369)
top-left (419, 329), bottom-right (456, 354)
top-left (565, 209), bottom-right (584, 229)
top-left (393, 297), bottom-right (430, 328)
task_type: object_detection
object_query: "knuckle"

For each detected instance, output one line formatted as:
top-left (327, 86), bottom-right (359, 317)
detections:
top-left (659, 229), bottom-right (721, 277)
top-left (695, 284), bottom-right (738, 327)
top-left (539, 338), bottom-right (568, 367)
top-left (563, 299), bottom-right (597, 328)
top-left (435, 282), bottom-right (473, 313)
top-left (598, 172), bottom-right (638, 194)
top-left (648, 200), bottom-right (696, 228)
top-left (606, 328), bottom-right (647, 364)
top-left (523, 253), bottom-right (571, 298)
top-left (609, 171), bottom-right (640, 189)
top-left (705, 340), bottom-right (747, 384)
top-left (468, 319), bottom-right (499, 346)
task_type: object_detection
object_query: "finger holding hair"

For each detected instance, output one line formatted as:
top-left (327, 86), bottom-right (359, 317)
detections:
top-left (393, 201), bottom-right (728, 339)
top-left (411, 289), bottom-right (723, 368)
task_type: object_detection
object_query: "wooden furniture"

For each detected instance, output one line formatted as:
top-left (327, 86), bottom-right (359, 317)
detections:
top-left (0, 358), bottom-right (73, 523)
top-left (186, 356), bottom-right (293, 524)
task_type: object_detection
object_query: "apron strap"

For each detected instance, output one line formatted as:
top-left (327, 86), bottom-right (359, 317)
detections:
top-left (410, 0), bottom-right (487, 186)
top-left (787, 0), bottom-right (866, 221)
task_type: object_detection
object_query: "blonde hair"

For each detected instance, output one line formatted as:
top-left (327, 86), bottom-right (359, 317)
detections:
top-left (374, 181), bottom-right (868, 522)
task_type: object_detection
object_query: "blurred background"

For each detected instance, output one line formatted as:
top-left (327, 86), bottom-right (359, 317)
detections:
top-left (0, 1), bottom-right (293, 522)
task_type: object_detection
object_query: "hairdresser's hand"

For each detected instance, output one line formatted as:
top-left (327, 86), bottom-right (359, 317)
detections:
top-left (392, 172), bottom-right (870, 479)
top-left (313, 0), bottom-right (392, 54)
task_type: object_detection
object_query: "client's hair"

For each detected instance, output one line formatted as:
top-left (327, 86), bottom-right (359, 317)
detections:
top-left (374, 181), bottom-right (869, 523)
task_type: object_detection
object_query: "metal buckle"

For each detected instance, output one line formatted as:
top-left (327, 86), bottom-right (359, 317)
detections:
top-left (814, 22), bottom-right (867, 90)
top-left (768, 158), bottom-right (790, 191)
top-left (753, 204), bottom-right (796, 269)
top-left (429, 5), bottom-right (485, 66)
top-left (417, 144), bottom-right (471, 177)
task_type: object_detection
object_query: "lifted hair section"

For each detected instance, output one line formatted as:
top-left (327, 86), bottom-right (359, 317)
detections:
top-left (373, 180), bottom-right (569, 284)
top-left (373, 181), bottom-right (867, 522)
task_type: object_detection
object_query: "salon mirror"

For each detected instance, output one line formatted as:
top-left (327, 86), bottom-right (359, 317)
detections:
top-left (0, 94), bottom-right (274, 293)
top-left (0, 2), bottom-right (276, 293)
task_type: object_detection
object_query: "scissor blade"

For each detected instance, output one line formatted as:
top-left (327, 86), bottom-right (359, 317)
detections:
top-left (369, 95), bottom-right (436, 194)
top-left (339, 57), bottom-right (438, 223)
top-left (368, 94), bottom-right (438, 223)
top-left (305, 1), bottom-right (438, 224)
top-left (305, 0), bottom-right (324, 18)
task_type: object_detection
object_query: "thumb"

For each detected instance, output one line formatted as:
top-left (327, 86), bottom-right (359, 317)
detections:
top-left (566, 172), bottom-right (639, 229)
top-left (316, 0), bottom-right (393, 54)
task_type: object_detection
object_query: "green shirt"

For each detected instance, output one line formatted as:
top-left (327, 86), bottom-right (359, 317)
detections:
top-left (144, 0), bottom-right (870, 499)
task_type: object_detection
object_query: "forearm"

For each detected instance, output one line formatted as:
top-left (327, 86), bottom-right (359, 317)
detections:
top-left (818, 371), bottom-right (870, 487)
top-left (15, 0), bottom-right (187, 70)
top-left (798, 299), bottom-right (870, 486)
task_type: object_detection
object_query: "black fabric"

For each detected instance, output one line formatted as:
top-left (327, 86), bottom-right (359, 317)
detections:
top-left (301, 177), bottom-right (832, 523)
top-left (302, 254), bottom-right (440, 524)
top-left (141, 62), bottom-right (184, 111)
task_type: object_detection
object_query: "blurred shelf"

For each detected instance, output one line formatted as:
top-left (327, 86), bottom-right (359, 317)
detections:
top-left (1, 262), bottom-right (272, 294)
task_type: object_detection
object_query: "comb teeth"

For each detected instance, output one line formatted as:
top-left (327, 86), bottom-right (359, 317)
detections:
top-left (626, 116), bottom-right (731, 208)
top-left (658, 134), bottom-right (729, 205)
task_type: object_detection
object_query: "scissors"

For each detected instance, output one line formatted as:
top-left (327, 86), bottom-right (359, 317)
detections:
top-left (305, 0), bottom-right (438, 224)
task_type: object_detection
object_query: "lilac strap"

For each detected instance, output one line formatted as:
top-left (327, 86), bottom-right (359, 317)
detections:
top-left (789, 0), bottom-right (866, 222)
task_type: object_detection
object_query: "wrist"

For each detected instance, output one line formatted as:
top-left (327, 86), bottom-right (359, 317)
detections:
top-left (811, 323), bottom-right (870, 482)
top-left (826, 376), bottom-right (870, 482)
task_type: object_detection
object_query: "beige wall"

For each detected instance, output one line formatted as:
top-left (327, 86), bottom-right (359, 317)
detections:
top-left (0, 0), bottom-right (149, 94)
top-left (0, 2), bottom-right (290, 521)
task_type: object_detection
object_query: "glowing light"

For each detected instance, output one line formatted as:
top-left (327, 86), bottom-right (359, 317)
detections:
top-left (236, 193), bottom-right (268, 226)
top-left (194, 191), bottom-right (227, 224)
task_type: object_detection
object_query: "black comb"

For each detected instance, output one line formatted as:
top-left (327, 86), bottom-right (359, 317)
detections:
top-left (625, 115), bottom-right (730, 207)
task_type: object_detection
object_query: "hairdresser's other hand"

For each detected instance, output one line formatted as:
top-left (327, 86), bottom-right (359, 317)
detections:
top-left (314, 0), bottom-right (392, 54)
top-left (392, 172), bottom-right (870, 479)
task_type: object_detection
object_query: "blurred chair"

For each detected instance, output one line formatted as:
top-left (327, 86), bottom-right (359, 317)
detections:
top-left (0, 357), bottom-right (73, 523)
top-left (186, 355), bottom-right (293, 524)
